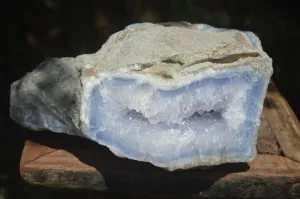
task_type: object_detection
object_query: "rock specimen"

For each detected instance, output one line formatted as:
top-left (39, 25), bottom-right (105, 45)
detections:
top-left (10, 22), bottom-right (273, 171)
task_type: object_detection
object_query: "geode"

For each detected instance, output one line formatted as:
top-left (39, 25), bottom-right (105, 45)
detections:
top-left (10, 22), bottom-right (273, 171)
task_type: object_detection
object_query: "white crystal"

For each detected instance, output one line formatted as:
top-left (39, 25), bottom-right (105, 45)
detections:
top-left (10, 22), bottom-right (273, 171)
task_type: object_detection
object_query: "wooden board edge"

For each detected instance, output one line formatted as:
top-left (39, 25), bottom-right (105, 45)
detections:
top-left (20, 140), bottom-right (58, 170)
top-left (265, 82), bottom-right (300, 163)
top-left (21, 167), bottom-right (107, 190)
top-left (20, 165), bottom-right (300, 198)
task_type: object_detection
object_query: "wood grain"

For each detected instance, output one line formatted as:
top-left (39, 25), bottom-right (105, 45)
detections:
top-left (21, 148), bottom-right (300, 198)
top-left (263, 81), bottom-right (300, 162)
top-left (19, 81), bottom-right (300, 198)
top-left (257, 110), bottom-right (281, 155)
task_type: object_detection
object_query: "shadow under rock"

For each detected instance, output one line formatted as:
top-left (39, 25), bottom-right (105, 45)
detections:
top-left (25, 130), bottom-right (249, 197)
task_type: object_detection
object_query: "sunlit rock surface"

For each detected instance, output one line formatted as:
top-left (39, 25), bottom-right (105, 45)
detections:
top-left (10, 22), bottom-right (273, 171)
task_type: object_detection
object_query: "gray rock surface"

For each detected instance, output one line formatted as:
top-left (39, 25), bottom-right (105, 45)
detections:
top-left (10, 23), bottom-right (273, 170)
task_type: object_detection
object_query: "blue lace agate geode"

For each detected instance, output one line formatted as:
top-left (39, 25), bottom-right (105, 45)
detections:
top-left (10, 23), bottom-right (273, 171)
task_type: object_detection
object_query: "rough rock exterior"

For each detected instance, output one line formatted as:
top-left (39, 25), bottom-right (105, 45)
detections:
top-left (10, 22), bottom-right (273, 171)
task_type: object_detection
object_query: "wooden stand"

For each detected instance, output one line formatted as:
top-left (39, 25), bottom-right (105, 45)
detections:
top-left (20, 81), bottom-right (300, 198)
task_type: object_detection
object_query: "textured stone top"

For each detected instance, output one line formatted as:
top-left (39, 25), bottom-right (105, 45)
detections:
top-left (80, 23), bottom-right (272, 83)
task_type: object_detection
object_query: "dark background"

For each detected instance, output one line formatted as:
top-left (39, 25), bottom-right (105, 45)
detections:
top-left (0, 0), bottom-right (299, 198)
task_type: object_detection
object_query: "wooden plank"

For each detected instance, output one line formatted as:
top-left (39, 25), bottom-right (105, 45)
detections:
top-left (20, 140), bottom-right (57, 169)
top-left (257, 110), bottom-right (281, 155)
top-left (20, 141), bottom-right (300, 198)
top-left (21, 149), bottom-right (106, 190)
top-left (20, 139), bottom-right (106, 190)
top-left (19, 81), bottom-right (300, 197)
top-left (198, 155), bottom-right (300, 198)
top-left (263, 81), bottom-right (300, 162)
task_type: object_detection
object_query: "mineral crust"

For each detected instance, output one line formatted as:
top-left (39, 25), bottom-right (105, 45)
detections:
top-left (10, 22), bottom-right (273, 171)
